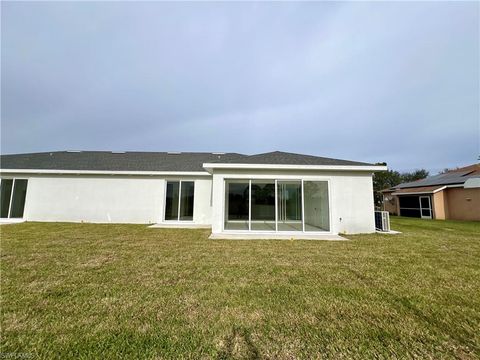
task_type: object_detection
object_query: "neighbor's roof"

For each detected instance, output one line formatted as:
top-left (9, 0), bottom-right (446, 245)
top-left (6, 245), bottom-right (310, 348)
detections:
top-left (0, 150), bottom-right (376, 173)
top-left (391, 185), bottom-right (446, 195)
top-left (392, 164), bottom-right (480, 190)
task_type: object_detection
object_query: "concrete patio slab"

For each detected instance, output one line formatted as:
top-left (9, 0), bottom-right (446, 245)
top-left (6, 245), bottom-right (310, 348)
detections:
top-left (209, 233), bottom-right (348, 241)
top-left (0, 219), bottom-right (26, 225)
top-left (376, 230), bottom-right (402, 234)
top-left (149, 223), bottom-right (211, 229)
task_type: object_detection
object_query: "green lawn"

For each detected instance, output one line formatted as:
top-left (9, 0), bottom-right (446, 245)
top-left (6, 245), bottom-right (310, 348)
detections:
top-left (1, 217), bottom-right (479, 359)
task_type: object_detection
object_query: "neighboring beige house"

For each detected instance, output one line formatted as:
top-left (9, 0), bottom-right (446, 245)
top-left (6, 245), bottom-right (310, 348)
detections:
top-left (382, 164), bottom-right (480, 221)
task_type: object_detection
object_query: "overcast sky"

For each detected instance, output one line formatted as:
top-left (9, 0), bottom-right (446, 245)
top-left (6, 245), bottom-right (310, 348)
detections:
top-left (1, 1), bottom-right (479, 173)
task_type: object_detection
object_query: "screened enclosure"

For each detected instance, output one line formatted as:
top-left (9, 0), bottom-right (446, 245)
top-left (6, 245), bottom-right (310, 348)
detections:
top-left (398, 195), bottom-right (432, 219)
top-left (224, 179), bottom-right (330, 232)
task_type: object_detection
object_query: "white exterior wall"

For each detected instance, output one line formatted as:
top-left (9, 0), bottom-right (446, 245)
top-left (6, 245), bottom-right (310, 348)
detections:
top-left (2, 174), bottom-right (212, 225)
top-left (1, 170), bottom-right (375, 234)
top-left (211, 169), bottom-right (375, 235)
top-left (332, 173), bottom-right (375, 234)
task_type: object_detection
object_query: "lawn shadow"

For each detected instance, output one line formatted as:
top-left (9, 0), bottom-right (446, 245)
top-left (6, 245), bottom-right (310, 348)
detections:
top-left (217, 325), bottom-right (261, 360)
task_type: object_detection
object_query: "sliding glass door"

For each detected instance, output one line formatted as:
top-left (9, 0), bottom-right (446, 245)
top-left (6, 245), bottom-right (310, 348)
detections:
top-left (251, 181), bottom-right (275, 231)
top-left (164, 181), bottom-right (195, 221)
top-left (179, 182), bottom-right (195, 221)
top-left (277, 181), bottom-right (302, 231)
top-left (224, 181), bottom-right (249, 230)
top-left (303, 181), bottom-right (330, 231)
top-left (165, 182), bottom-right (180, 220)
top-left (223, 179), bottom-right (330, 232)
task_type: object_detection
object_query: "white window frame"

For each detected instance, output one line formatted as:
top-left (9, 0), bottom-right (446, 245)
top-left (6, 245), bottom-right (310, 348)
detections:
top-left (301, 179), bottom-right (306, 232)
top-left (274, 179), bottom-right (278, 232)
top-left (419, 195), bottom-right (432, 219)
top-left (222, 177), bottom-right (332, 235)
top-left (163, 180), bottom-right (195, 222)
top-left (0, 177), bottom-right (29, 220)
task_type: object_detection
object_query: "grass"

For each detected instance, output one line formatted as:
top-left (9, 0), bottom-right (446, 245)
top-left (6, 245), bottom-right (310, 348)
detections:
top-left (1, 217), bottom-right (479, 359)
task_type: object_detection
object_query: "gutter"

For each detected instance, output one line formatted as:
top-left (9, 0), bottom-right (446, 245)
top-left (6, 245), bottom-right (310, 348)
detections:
top-left (202, 163), bottom-right (387, 173)
top-left (0, 169), bottom-right (211, 176)
top-left (390, 185), bottom-right (466, 196)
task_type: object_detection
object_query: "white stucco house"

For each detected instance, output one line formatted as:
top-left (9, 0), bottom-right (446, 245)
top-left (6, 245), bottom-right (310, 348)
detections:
top-left (0, 151), bottom-right (387, 238)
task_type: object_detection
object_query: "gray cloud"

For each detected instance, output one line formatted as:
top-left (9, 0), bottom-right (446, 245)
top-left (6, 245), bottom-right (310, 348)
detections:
top-left (1, 1), bottom-right (478, 172)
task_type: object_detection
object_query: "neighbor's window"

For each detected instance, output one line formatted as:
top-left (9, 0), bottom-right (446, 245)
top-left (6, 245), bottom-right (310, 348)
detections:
top-left (164, 181), bottom-right (194, 221)
top-left (0, 179), bottom-right (28, 219)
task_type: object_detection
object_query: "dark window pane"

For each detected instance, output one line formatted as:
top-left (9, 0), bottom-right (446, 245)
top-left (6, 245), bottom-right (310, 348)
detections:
top-left (400, 208), bottom-right (421, 217)
top-left (375, 212), bottom-right (383, 229)
top-left (10, 180), bottom-right (28, 218)
top-left (421, 209), bottom-right (431, 218)
top-left (251, 181), bottom-right (275, 231)
top-left (179, 181), bottom-right (195, 221)
top-left (225, 182), bottom-right (249, 230)
top-left (0, 179), bottom-right (13, 218)
top-left (399, 196), bottom-right (420, 209)
top-left (420, 197), bottom-right (431, 209)
top-left (165, 182), bottom-right (179, 220)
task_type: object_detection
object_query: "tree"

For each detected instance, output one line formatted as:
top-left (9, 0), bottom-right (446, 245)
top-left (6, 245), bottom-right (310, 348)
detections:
top-left (372, 164), bottom-right (401, 193)
top-left (400, 169), bottom-right (429, 183)
top-left (373, 167), bottom-right (401, 206)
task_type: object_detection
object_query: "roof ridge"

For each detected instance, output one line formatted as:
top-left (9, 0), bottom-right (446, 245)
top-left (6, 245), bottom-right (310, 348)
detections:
top-left (247, 150), bottom-right (356, 160)
top-left (1, 150), bottom-right (247, 156)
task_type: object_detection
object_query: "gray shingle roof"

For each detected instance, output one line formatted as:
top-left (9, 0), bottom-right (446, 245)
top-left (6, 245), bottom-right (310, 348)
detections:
top-left (207, 151), bottom-right (373, 166)
top-left (0, 150), bottom-right (374, 172)
top-left (0, 151), bottom-right (246, 172)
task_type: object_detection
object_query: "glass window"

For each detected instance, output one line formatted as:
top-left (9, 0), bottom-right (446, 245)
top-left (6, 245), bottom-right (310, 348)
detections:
top-left (277, 181), bottom-right (302, 231)
top-left (10, 180), bottom-right (28, 218)
top-left (179, 181), bottom-right (195, 221)
top-left (251, 181), bottom-right (275, 231)
top-left (165, 181), bottom-right (195, 221)
top-left (303, 181), bottom-right (330, 231)
top-left (0, 179), bottom-right (13, 218)
top-left (224, 181), bottom-right (249, 230)
top-left (165, 181), bottom-right (180, 220)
